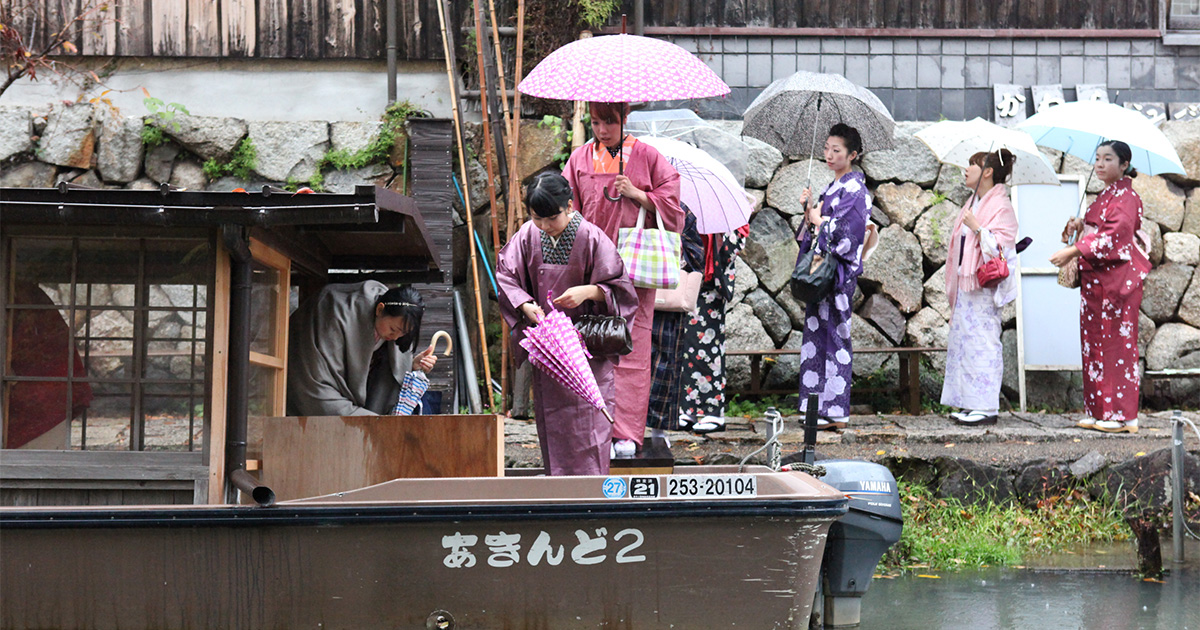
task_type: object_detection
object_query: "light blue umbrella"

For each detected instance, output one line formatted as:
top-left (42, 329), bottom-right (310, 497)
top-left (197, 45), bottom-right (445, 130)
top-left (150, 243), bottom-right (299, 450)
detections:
top-left (1016, 101), bottom-right (1185, 176)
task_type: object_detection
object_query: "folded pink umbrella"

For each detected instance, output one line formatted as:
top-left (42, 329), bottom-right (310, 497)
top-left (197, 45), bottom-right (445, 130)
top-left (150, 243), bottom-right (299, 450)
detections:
top-left (519, 299), bottom-right (614, 424)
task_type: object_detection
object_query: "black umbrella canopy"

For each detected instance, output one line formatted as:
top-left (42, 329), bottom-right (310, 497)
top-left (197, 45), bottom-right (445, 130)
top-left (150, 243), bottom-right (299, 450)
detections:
top-left (742, 71), bottom-right (896, 158)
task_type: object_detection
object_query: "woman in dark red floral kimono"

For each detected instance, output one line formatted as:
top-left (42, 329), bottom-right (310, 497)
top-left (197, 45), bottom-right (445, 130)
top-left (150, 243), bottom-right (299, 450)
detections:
top-left (1050, 141), bottom-right (1151, 433)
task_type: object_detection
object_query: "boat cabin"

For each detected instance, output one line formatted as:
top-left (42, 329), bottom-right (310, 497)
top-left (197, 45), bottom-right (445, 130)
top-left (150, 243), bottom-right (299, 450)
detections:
top-left (0, 119), bottom-right (481, 506)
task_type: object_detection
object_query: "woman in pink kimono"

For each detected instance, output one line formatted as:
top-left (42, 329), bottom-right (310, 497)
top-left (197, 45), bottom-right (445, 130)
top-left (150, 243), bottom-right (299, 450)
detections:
top-left (941, 150), bottom-right (1019, 426)
top-left (1050, 141), bottom-right (1151, 434)
top-left (563, 101), bottom-right (682, 457)
top-left (497, 173), bottom-right (638, 475)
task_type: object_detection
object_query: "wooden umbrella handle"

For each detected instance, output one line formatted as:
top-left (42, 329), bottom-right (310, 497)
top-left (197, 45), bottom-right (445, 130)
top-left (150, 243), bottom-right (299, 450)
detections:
top-left (429, 330), bottom-right (453, 356)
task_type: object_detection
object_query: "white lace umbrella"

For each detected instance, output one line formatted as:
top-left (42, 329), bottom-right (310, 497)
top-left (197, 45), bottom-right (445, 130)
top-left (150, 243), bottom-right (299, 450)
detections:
top-left (915, 118), bottom-right (1060, 186)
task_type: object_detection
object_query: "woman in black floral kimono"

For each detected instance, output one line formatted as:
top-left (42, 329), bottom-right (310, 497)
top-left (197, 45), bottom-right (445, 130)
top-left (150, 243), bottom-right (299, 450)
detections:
top-left (679, 226), bottom-right (748, 433)
top-left (646, 207), bottom-right (705, 443)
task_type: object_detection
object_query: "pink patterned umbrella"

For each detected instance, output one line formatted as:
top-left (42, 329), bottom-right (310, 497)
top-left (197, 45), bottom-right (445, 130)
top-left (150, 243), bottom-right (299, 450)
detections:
top-left (519, 299), bottom-right (614, 424)
top-left (516, 34), bottom-right (730, 103)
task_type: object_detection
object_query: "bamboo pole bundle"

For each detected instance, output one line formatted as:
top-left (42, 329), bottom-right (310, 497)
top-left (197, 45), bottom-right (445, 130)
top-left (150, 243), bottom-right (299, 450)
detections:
top-left (500, 0), bottom-right (528, 410)
top-left (471, 0), bottom-right (509, 413)
top-left (571, 31), bottom-right (593, 152)
top-left (434, 0), bottom-right (493, 410)
top-left (504, 0), bottom-right (527, 241)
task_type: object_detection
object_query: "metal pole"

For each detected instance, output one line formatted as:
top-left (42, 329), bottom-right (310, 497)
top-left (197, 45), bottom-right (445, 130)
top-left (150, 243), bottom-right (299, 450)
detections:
top-left (1171, 410), bottom-right (1186, 564)
top-left (221, 226), bottom-right (252, 505)
top-left (634, 0), bottom-right (644, 36)
top-left (802, 393), bottom-right (819, 465)
top-left (453, 289), bottom-right (483, 413)
top-left (387, 0), bottom-right (397, 103)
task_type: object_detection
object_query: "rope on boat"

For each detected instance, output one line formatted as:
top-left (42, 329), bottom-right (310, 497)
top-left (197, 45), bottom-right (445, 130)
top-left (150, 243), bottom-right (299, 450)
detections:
top-left (784, 462), bottom-right (827, 478)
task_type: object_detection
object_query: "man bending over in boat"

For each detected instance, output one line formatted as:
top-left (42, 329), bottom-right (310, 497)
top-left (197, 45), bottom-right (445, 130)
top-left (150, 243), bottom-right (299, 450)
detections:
top-left (287, 282), bottom-right (436, 416)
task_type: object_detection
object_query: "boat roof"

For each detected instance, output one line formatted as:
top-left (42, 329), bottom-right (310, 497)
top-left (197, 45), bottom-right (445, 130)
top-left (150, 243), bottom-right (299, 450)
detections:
top-left (1, 183), bottom-right (441, 278)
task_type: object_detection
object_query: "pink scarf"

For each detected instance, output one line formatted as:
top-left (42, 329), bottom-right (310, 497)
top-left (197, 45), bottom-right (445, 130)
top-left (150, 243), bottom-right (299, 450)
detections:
top-left (945, 183), bottom-right (1018, 307)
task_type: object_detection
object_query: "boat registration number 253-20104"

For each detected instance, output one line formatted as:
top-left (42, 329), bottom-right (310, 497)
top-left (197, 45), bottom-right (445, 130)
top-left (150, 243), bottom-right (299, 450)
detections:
top-left (624, 475), bottom-right (758, 500)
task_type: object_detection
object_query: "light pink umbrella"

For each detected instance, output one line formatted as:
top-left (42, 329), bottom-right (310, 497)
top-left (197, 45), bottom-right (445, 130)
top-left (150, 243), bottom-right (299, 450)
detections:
top-left (637, 135), bottom-right (752, 234)
top-left (517, 30), bottom-right (729, 201)
top-left (518, 299), bottom-right (614, 424)
top-left (517, 33), bottom-right (730, 103)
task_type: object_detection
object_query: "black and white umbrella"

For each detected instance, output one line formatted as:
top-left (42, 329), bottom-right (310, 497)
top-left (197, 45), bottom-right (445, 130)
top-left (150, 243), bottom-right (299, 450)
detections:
top-left (742, 71), bottom-right (896, 158)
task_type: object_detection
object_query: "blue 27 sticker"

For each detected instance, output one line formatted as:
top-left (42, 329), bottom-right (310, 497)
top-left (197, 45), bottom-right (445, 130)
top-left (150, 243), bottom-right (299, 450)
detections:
top-left (602, 477), bottom-right (628, 499)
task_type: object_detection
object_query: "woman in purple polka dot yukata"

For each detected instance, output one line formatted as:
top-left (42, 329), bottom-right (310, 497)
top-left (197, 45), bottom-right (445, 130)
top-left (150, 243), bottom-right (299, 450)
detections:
top-left (795, 124), bottom-right (871, 430)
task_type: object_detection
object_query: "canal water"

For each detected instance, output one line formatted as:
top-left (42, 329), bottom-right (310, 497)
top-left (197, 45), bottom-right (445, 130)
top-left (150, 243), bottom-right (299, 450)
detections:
top-left (858, 541), bottom-right (1200, 629)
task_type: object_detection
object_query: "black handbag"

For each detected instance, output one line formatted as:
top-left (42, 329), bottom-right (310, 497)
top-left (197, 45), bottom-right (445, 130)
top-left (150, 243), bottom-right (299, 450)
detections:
top-left (790, 241), bottom-right (838, 305)
top-left (573, 314), bottom-right (632, 356)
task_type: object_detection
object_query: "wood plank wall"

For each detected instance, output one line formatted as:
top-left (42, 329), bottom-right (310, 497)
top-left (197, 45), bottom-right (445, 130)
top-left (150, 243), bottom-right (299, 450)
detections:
top-left (626, 0), bottom-right (1158, 29)
top-left (5, 0), bottom-right (447, 60)
top-left (407, 119), bottom-right (457, 403)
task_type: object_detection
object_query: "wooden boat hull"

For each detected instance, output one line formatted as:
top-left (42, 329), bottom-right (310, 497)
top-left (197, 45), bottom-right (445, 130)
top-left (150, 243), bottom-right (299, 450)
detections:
top-left (1, 467), bottom-right (846, 629)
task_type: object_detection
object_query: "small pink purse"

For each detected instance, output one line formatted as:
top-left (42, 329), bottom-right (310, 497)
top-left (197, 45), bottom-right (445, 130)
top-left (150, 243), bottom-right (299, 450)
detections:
top-left (654, 270), bottom-right (703, 313)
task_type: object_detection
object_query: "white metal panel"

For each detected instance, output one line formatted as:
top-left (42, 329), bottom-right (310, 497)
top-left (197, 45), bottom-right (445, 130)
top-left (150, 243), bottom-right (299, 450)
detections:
top-left (1012, 176), bottom-right (1085, 410)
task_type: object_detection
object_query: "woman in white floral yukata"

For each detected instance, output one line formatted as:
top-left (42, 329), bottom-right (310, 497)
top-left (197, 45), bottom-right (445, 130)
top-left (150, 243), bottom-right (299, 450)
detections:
top-left (941, 149), bottom-right (1019, 426)
top-left (1050, 140), bottom-right (1151, 434)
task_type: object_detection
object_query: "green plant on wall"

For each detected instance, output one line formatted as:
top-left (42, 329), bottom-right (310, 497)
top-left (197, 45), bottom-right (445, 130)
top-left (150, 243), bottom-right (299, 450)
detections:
top-left (309, 100), bottom-right (427, 191)
top-left (201, 138), bottom-right (258, 181)
top-left (538, 114), bottom-right (574, 168)
top-left (576, 0), bottom-right (620, 28)
top-left (928, 202), bottom-right (950, 248)
top-left (141, 96), bottom-right (189, 147)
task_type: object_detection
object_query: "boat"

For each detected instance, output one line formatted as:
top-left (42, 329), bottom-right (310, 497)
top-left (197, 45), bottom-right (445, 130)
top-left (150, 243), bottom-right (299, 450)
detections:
top-left (1, 465), bottom-right (847, 629)
top-left (1, 164), bottom-right (900, 628)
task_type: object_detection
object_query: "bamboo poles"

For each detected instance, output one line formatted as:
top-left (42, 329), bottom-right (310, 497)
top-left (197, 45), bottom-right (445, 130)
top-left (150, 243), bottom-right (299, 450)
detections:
top-left (471, 0), bottom-right (508, 413)
top-left (499, 0), bottom-right (527, 410)
top-left (434, 0), bottom-right (493, 410)
top-left (505, 0), bottom-right (527, 242)
top-left (571, 31), bottom-right (593, 152)
top-left (486, 0), bottom-right (516, 145)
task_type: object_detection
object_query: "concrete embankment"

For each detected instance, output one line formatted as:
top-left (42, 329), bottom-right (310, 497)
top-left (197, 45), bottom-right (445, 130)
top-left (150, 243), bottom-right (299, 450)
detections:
top-left (504, 409), bottom-right (1200, 511)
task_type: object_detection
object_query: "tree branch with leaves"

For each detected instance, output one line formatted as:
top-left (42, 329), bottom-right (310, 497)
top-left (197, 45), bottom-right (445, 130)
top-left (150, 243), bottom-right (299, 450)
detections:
top-left (1, 0), bottom-right (116, 100)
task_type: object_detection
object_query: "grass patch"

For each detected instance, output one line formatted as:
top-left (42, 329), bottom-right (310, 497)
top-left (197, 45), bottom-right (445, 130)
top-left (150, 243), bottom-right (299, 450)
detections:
top-left (726, 393), bottom-right (799, 418)
top-left (883, 481), bottom-right (1130, 572)
top-left (202, 138), bottom-right (258, 181)
top-left (140, 124), bottom-right (168, 147)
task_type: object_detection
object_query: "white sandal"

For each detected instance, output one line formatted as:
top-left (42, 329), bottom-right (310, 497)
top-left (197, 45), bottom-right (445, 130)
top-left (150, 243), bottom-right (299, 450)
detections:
top-left (691, 416), bottom-right (726, 434)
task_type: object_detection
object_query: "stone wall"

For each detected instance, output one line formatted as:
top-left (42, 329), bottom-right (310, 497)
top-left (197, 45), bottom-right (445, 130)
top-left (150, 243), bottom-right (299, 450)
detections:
top-left (0, 102), bottom-right (397, 192)
top-left (3, 101), bottom-right (1198, 410)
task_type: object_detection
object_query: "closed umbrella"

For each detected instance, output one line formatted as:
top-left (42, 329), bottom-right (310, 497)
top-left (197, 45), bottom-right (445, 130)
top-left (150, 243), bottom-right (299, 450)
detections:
top-left (1016, 101), bottom-right (1185, 176)
top-left (519, 299), bottom-right (614, 424)
top-left (392, 332), bottom-right (453, 416)
top-left (915, 118), bottom-right (1060, 186)
top-left (635, 135), bottom-right (753, 234)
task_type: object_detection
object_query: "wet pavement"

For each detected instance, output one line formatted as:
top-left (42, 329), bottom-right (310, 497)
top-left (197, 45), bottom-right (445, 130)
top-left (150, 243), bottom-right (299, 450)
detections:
top-left (503, 409), bottom-right (1200, 468)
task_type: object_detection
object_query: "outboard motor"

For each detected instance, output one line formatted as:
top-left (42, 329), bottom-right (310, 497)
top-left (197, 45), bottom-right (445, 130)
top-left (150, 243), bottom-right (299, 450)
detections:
top-left (794, 394), bottom-right (902, 628)
top-left (818, 459), bottom-right (902, 627)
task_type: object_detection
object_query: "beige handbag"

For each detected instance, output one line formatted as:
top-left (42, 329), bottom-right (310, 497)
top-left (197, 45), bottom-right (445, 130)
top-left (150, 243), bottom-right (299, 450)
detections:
top-left (654, 270), bottom-right (703, 313)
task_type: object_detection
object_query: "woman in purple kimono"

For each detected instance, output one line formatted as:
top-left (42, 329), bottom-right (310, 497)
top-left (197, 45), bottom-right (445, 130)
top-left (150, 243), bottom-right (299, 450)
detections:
top-left (795, 124), bottom-right (871, 430)
top-left (497, 173), bottom-right (639, 475)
